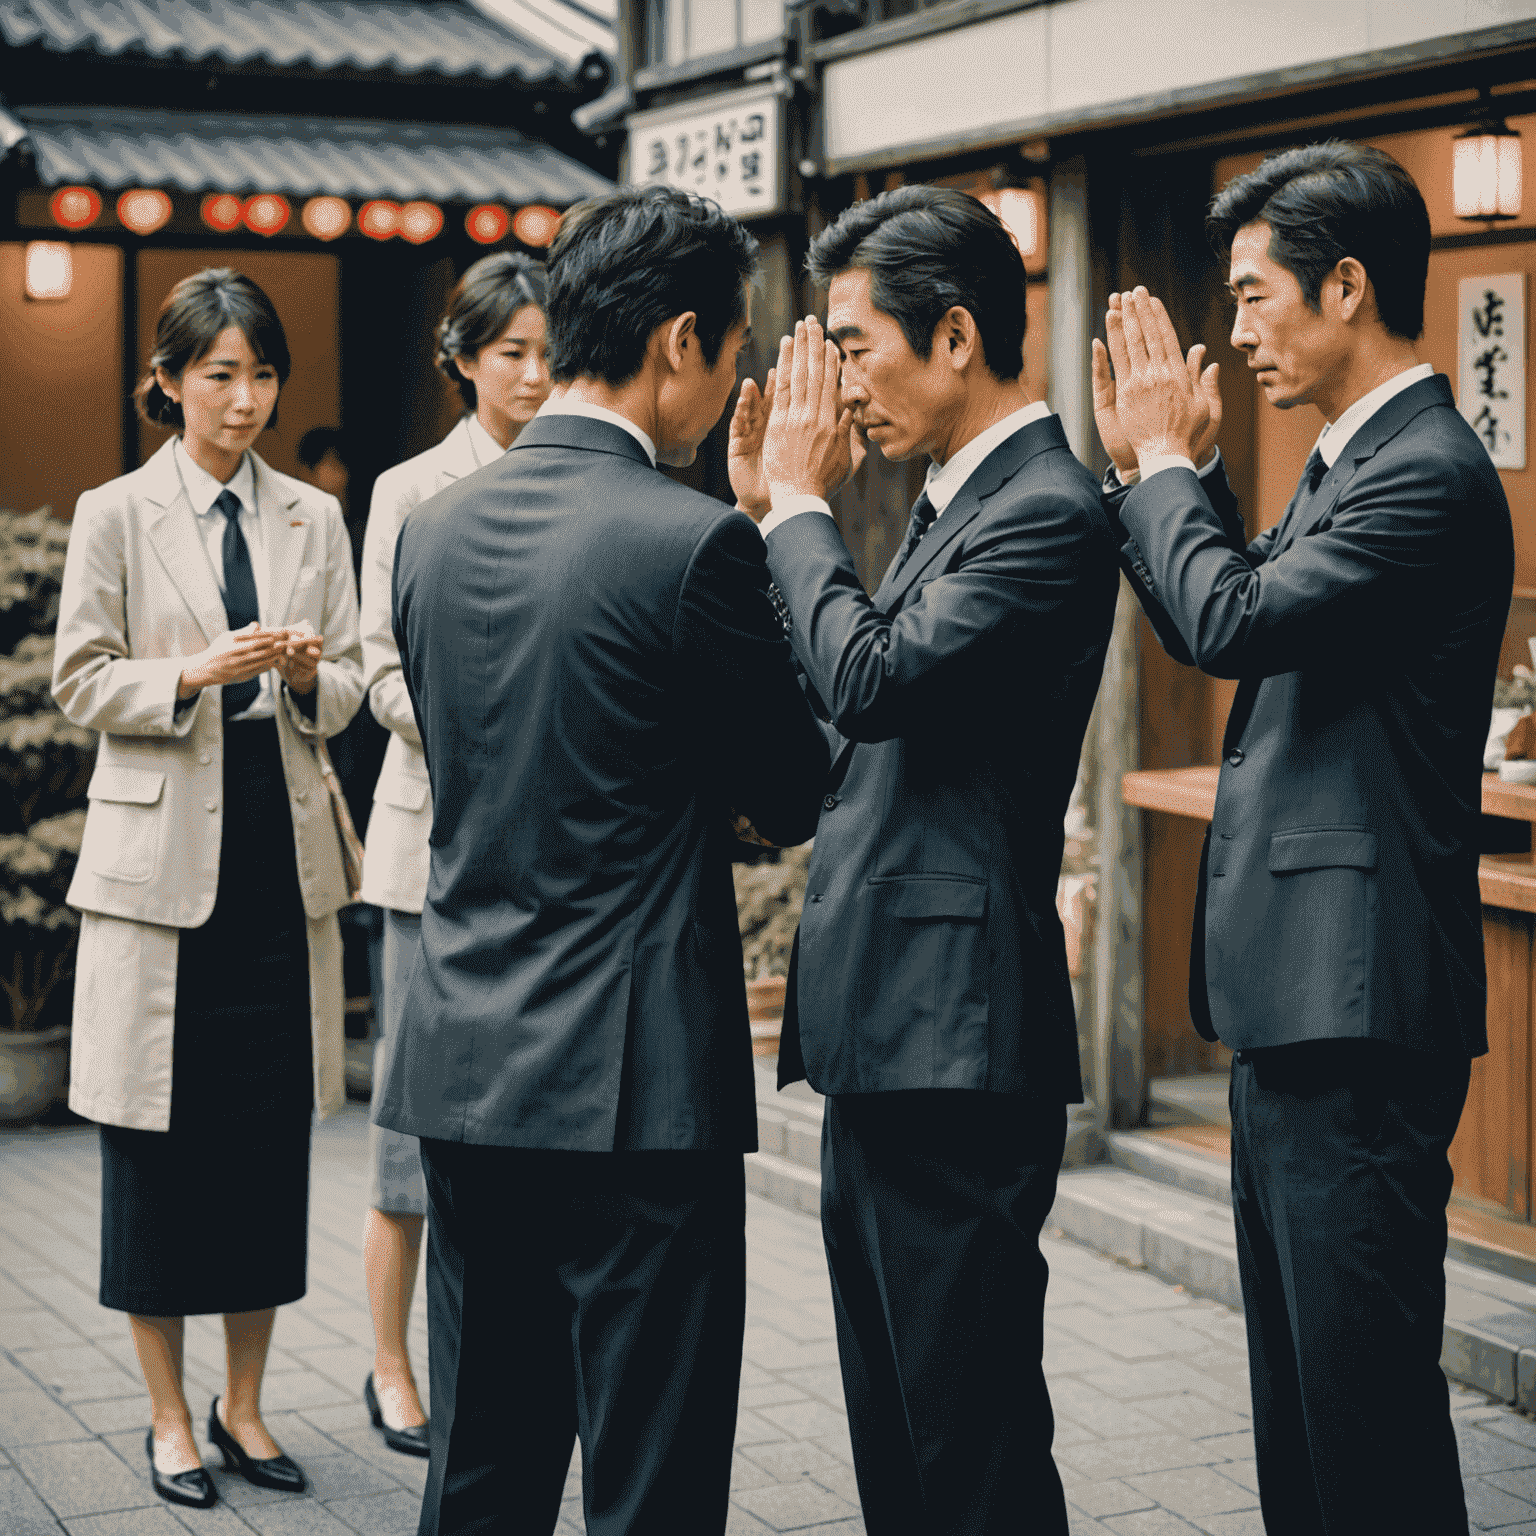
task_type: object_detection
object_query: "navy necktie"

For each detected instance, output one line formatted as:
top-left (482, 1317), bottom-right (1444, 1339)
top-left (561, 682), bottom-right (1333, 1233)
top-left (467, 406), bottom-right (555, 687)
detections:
top-left (892, 491), bottom-right (938, 579)
top-left (1303, 446), bottom-right (1328, 495)
top-left (216, 488), bottom-right (261, 717)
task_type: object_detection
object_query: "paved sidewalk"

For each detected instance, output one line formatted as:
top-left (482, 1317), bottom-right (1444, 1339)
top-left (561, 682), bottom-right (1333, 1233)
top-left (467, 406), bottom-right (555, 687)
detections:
top-left (5, 1105), bottom-right (1536, 1534)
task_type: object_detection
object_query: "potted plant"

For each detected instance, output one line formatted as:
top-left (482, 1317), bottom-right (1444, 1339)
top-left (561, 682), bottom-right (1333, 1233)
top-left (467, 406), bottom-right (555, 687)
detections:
top-left (0, 508), bottom-right (93, 1125)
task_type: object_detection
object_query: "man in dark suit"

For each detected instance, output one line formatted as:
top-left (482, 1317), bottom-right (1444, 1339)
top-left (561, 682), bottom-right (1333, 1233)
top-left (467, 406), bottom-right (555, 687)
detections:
top-left (728, 186), bottom-right (1120, 1534)
top-left (1093, 143), bottom-right (1512, 1533)
top-left (378, 186), bottom-right (828, 1536)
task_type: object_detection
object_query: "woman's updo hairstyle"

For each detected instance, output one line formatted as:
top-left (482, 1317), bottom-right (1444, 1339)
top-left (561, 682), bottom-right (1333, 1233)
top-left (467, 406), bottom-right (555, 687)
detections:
top-left (134, 268), bottom-right (291, 431)
top-left (434, 252), bottom-right (548, 410)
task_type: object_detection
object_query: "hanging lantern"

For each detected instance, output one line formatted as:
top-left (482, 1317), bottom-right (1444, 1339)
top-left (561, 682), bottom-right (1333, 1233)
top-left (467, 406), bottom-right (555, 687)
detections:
top-left (117, 188), bottom-right (173, 236)
top-left (24, 242), bottom-right (72, 301)
top-left (989, 187), bottom-right (1044, 261)
top-left (465, 203), bottom-right (510, 244)
top-left (511, 204), bottom-right (561, 248)
top-left (243, 193), bottom-right (291, 236)
top-left (201, 193), bottom-right (244, 233)
top-left (359, 200), bottom-right (402, 240)
top-left (302, 196), bottom-right (351, 241)
top-left (399, 201), bottom-right (444, 244)
top-left (1454, 124), bottom-right (1523, 221)
top-left (49, 186), bottom-right (101, 231)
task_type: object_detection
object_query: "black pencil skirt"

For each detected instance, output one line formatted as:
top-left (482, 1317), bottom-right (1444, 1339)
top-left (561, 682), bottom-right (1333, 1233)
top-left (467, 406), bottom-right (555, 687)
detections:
top-left (99, 720), bottom-right (314, 1317)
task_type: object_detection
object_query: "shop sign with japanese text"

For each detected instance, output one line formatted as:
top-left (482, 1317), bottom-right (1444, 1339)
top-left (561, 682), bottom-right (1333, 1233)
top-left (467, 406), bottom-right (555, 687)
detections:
top-left (1458, 274), bottom-right (1526, 470)
top-left (628, 84), bottom-right (783, 218)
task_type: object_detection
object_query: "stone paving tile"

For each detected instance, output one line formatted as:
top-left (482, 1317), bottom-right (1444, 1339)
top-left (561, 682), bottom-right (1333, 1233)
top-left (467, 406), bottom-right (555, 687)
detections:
top-left (730, 1477), bottom-right (860, 1531)
top-left (1196, 1513), bottom-right (1267, 1536)
top-left (63, 1510), bottom-right (189, 1536)
top-left (1465, 1478), bottom-right (1536, 1530)
top-left (1121, 1466), bottom-right (1257, 1521)
top-left (1134, 1394), bottom-right (1250, 1441)
top-left (1459, 1420), bottom-right (1536, 1476)
top-left (1067, 1480), bottom-right (1159, 1519)
top-left (1101, 1509), bottom-right (1205, 1534)
top-left (11, 1438), bottom-right (157, 1519)
top-left (0, 1383), bottom-right (91, 1446)
top-left (0, 1466), bottom-right (71, 1536)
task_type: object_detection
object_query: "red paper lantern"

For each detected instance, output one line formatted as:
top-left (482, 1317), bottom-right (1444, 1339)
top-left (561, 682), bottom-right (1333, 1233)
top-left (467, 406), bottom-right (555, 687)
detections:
top-left (117, 188), bottom-right (173, 236)
top-left (50, 186), bottom-right (102, 231)
top-left (399, 201), bottom-right (444, 244)
top-left (465, 203), bottom-right (510, 245)
top-left (512, 204), bottom-right (561, 248)
top-left (359, 200), bottom-right (401, 240)
top-left (302, 196), bottom-right (351, 241)
top-left (243, 193), bottom-right (290, 236)
top-left (200, 193), bottom-right (244, 233)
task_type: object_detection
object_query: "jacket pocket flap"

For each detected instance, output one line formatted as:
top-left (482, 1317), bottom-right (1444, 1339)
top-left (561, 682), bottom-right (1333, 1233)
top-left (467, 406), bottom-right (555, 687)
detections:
top-left (1268, 828), bottom-right (1377, 873)
top-left (374, 773), bottom-right (429, 812)
top-left (87, 765), bottom-right (166, 805)
top-left (875, 876), bottom-right (987, 920)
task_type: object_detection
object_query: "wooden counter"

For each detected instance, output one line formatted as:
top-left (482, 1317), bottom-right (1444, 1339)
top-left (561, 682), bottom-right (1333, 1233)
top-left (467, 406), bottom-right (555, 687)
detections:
top-left (1121, 768), bottom-right (1536, 914)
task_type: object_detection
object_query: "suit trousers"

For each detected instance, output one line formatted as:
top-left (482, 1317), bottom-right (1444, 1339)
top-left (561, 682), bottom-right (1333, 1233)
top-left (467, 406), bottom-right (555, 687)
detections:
top-left (415, 1140), bottom-right (745, 1536)
top-left (821, 1091), bottom-right (1068, 1536)
top-left (1230, 1041), bottom-right (1471, 1535)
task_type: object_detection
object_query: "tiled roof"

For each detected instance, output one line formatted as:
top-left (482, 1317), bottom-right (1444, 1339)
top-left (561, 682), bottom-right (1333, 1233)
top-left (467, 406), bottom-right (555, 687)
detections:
top-left (0, 0), bottom-right (598, 83)
top-left (16, 104), bottom-right (614, 203)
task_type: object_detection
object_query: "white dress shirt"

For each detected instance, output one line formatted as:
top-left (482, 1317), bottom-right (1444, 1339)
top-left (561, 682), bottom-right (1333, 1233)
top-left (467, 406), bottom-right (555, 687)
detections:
top-left (174, 438), bottom-right (273, 719)
top-left (759, 400), bottom-right (1055, 538)
top-left (1139, 361), bottom-right (1435, 483)
top-left (535, 397), bottom-right (658, 467)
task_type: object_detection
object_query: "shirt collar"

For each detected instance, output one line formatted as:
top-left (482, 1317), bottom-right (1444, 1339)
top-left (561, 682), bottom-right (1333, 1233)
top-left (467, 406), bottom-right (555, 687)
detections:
top-left (176, 437), bottom-right (255, 518)
top-left (535, 397), bottom-right (658, 468)
top-left (465, 413), bottom-right (507, 468)
top-left (1317, 363), bottom-right (1434, 468)
top-left (923, 401), bottom-right (1054, 514)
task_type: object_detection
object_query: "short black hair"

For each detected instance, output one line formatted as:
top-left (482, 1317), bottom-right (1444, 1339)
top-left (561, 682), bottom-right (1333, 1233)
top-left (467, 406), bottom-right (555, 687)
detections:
top-left (1207, 142), bottom-right (1430, 341)
top-left (296, 426), bottom-right (345, 469)
top-left (545, 186), bottom-right (759, 386)
top-left (436, 252), bottom-right (548, 409)
top-left (135, 268), bottom-right (291, 430)
top-left (806, 186), bottom-right (1027, 381)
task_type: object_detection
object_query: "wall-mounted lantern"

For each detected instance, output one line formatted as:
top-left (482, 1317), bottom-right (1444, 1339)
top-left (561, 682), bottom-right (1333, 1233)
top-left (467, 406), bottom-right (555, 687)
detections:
top-left (399, 202), bottom-right (444, 244)
top-left (201, 193), bottom-right (244, 233)
top-left (24, 241), bottom-right (72, 301)
top-left (117, 188), bottom-right (173, 236)
top-left (359, 200), bottom-right (401, 240)
top-left (302, 197), bottom-right (351, 241)
top-left (512, 204), bottom-right (560, 248)
top-left (50, 186), bottom-right (101, 231)
top-left (466, 203), bottom-right (510, 244)
top-left (1454, 92), bottom-right (1523, 222)
top-left (244, 194), bottom-right (291, 237)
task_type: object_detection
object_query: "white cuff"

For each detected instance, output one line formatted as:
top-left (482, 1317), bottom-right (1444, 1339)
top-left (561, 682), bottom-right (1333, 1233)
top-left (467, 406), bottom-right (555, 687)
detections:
top-left (760, 496), bottom-right (834, 540)
top-left (1140, 453), bottom-right (1199, 482)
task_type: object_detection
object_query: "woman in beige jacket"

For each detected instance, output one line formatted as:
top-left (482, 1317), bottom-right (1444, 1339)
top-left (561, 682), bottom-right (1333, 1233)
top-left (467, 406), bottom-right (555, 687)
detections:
top-left (52, 269), bottom-right (362, 1510)
top-left (358, 251), bottom-right (549, 1453)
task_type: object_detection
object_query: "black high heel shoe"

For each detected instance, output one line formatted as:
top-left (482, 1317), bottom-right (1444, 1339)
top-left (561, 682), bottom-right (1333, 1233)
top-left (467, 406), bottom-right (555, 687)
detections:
top-left (364, 1373), bottom-right (430, 1458)
top-left (207, 1397), bottom-right (307, 1493)
top-left (145, 1430), bottom-right (217, 1509)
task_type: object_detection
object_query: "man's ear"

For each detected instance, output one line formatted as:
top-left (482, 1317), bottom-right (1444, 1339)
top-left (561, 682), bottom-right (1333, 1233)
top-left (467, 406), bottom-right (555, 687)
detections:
top-left (938, 307), bottom-right (979, 372)
top-left (1333, 258), bottom-right (1371, 325)
top-left (660, 312), bottom-right (699, 373)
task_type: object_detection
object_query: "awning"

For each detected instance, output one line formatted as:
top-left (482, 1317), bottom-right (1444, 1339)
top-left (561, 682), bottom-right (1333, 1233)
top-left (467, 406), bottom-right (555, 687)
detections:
top-left (14, 105), bottom-right (613, 205)
top-left (0, 0), bottom-right (598, 85)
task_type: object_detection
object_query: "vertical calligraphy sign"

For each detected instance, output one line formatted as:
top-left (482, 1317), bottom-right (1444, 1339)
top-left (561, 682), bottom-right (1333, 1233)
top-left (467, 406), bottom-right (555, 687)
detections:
top-left (1458, 273), bottom-right (1527, 470)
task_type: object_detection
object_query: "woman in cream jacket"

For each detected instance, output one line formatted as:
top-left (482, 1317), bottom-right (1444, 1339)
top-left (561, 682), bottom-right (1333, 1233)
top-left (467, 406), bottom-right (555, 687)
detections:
top-left (52, 269), bottom-right (362, 1509)
top-left (358, 251), bottom-right (550, 1453)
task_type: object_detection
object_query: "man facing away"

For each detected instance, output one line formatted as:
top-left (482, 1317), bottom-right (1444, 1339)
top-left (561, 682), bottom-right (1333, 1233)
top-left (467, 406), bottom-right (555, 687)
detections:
top-left (378, 186), bottom-right (829, 1536)
top-left (1093, 143), bottom-right (1512, 1533)
top-left (729, 185), bottom-right (1120, 1535)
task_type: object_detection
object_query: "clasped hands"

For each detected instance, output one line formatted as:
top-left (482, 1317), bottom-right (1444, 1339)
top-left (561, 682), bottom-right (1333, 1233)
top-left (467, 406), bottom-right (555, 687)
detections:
top-left (728, 316), bottom-right (865, 521)
top-left (1092, 288), bottom-right (1223, 482)
top-left (177, 621), bottom-right (324, 701)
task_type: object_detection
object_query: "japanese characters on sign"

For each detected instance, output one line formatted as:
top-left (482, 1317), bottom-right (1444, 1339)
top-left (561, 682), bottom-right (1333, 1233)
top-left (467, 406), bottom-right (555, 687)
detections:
top-left (1458, 273), bottom-right (1526, 471)
top-left (628, 85), bottom-right (783, 219)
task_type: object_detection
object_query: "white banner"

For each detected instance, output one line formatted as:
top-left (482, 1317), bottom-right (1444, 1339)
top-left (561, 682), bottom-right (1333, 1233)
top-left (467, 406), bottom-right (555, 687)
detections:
top-left (628, 84), bottom-right (783, 219)
top-left (1458, 273), bottom-right (1526, 471)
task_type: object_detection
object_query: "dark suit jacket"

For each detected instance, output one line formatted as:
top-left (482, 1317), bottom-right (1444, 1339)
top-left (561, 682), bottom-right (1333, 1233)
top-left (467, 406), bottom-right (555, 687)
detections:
top-left (1111, 375), bottom-right (1511, 1057)
top-left (377, 415), bottom-right (829, 1151)
top-left (766, 414), bottom-right (1119, 1100)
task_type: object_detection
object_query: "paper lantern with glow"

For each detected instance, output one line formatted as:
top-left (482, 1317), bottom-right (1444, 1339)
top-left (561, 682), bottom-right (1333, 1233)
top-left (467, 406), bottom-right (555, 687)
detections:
top-left (977, 186), bottom-right (1044, 262)
top-left (117, 189), bottom-right (173, 236)
top-left (466, 203), bottom-right (511, 244)
top-left (512, 204), bottom-right (560, 248)
top-left (1455, 124), bottom-right (1523, 221)
top-left (50, 186), bottom-right (102, 231)
top-left (200, 193), bottom-right (244, 233)
top-left (400, 201), bottom-right (444, 244)
top-left (243, 193), bottom-right (291, 236)
top-left (24, 242), bottom-right (72, 301)
top-left (359, 200), bottom-right (402, 240)
top-left (302, 196), bottom-right (351, 241)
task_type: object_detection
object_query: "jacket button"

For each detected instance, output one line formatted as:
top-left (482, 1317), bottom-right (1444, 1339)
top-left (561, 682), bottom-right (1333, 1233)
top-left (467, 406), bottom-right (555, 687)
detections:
top-left (823, 794), bottom-right (838, 810)
top-left (1227, 749), bottom-right (1245, 766)
top-left (810, 893), bottom-right (822, 903)
top-left (199, 751), bottom-right (212, 765)
top-left (205, 799), bottom-right (217, 812)
top-left (294, 790), bottom-right (308, 805)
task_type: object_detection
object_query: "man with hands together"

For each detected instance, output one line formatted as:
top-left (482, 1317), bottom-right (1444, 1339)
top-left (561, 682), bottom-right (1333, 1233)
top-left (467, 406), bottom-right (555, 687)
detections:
top-left (1094, 144), bottom-right (1512, 1534)
top-left (731, 185), bottom-right (1119, 1536)
top-left (176, 621), bottom-right (325, 704)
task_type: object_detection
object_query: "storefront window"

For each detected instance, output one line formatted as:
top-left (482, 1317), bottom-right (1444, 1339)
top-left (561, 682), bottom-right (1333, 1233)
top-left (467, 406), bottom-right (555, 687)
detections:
top-left (647, 0), bottom-right (784, 66)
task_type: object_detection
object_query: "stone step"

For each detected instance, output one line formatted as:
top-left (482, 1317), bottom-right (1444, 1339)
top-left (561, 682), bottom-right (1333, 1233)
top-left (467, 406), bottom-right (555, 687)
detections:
top-left (1106, 1129), bottom-right (1230, 1203)
top-left (744, 1147), bottom-right (821, 1219)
